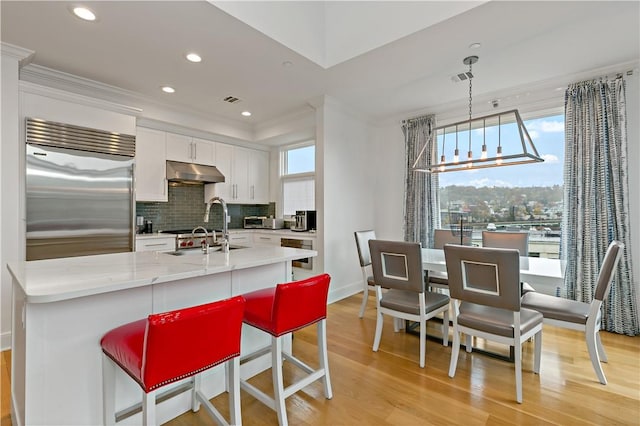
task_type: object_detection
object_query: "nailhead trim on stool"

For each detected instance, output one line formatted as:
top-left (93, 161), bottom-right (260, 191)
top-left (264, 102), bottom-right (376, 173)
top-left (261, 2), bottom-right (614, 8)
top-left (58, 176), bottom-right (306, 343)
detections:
top-left (240, 273), bottom-right (333, 426)
top-left (101, 296), bottom-right (245, 426)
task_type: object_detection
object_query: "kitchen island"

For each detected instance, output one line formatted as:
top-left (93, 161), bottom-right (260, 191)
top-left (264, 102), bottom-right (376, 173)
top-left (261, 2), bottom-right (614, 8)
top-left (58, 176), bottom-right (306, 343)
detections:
top-left (8, 245), bottom-right (316, 425)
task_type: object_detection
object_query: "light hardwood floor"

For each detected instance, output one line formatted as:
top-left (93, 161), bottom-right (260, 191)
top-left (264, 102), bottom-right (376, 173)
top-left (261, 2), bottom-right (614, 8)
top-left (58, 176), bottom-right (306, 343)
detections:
top-left (2, 294), bottom-right (639, 425)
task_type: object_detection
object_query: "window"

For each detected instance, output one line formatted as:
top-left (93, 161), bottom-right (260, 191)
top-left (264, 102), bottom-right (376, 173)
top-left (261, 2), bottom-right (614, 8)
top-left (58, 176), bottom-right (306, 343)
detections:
top-left (281, 143), bottom-right (315, 216)
top-left (438, 113), bottom-right (564, 258)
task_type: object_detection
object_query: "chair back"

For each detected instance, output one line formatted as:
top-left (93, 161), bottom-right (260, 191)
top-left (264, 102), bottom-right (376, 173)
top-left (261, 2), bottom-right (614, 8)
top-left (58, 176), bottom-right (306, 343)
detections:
top-left (482, 231), bottom-right (529, 256)
top-left (273, 273), bottom-right (331, 335)
top-left (594, 241), bottom-right (624, 302)
top-left (143, 295), bottom-right (245, 391)
top-left (369, 240), bottom-right (424, 293)
top-left (354, 230), bottom-right (376, 267)
top-left (444, 244), bottom-right (521, 311)
top-left (434, 229), bottom-right (471, 248)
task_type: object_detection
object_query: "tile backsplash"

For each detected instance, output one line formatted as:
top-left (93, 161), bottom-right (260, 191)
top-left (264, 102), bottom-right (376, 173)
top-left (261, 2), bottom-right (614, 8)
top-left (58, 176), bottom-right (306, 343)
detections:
top-left (136, 183), bottom-right (274, 232)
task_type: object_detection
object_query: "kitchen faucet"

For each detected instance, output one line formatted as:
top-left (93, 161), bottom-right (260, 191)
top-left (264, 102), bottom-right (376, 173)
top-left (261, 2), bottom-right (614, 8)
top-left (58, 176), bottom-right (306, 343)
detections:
top-left (204, 196), bottom-right (229, 253)
top-left (191, 226), bottom-right (210, 254)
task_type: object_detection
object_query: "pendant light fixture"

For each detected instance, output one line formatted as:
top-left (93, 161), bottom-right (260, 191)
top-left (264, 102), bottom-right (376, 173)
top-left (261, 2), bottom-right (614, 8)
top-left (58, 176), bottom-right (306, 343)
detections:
top-left (413, 56), bottom-right (543, 173)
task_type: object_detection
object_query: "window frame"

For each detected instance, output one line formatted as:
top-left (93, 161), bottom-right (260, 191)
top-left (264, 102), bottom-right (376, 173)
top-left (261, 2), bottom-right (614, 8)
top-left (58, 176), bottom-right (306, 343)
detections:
top-left (279, 141), bottom-right (316, 217)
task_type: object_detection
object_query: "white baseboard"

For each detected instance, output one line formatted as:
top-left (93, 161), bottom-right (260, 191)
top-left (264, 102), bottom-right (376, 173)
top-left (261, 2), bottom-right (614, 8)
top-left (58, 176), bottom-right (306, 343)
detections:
top-left (1, 331), bottom-right (11, 351)
top-left (328, 280), bottom-right (363, 305)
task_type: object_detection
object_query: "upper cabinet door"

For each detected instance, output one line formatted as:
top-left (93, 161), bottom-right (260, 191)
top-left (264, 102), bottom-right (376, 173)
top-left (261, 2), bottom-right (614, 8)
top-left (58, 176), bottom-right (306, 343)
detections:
top-left (166, 132), bottom-right (193, 163)
top-left (249, 150), bottom-right (269, 204)
top-left (135, 127), bottom-right (167, 202)
top-left (192, 138), bottom-right (215, 166)
top-left (232, 146), bottom-right (250, 202)
top-left (208, 142), bottom-right (234, 202)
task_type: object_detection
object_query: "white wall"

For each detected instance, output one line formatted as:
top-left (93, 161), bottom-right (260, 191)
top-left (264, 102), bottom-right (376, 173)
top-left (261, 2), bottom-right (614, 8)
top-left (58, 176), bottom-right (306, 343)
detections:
top-left (315, 96), bottom-right (375, 302)
top-left (371, 123), bottom-right (405, 241)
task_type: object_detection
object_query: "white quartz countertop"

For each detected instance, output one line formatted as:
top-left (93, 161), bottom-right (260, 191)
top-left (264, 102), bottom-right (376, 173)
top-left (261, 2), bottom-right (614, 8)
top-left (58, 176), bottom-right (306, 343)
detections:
top-left (8, 246), bottom-right (316, 304)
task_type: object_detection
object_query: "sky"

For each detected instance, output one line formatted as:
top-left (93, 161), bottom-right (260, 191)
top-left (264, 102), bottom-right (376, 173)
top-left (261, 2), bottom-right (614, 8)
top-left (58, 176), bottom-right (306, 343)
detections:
top-left (438, 114), bottom-right (565, 188)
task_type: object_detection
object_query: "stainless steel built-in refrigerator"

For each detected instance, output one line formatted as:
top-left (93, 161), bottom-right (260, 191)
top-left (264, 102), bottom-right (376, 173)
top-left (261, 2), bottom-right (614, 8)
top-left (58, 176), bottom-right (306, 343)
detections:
top-left (25, 118), bottom-right (136, 261)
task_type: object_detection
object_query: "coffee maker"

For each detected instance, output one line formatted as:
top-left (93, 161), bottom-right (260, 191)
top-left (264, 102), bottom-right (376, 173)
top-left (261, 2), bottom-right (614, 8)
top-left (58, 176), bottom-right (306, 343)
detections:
top-left (292, 210), bottom-right (316, 232)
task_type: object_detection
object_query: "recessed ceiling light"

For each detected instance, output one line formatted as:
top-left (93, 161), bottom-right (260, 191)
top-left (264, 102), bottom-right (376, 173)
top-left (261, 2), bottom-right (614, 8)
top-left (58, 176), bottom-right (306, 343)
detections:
top-left (186, 53), bottom-right (202, 63)
top-left (161, 86), bottom-right (175, 94)
top-left (469, 42), bottom-right (482, 49)
top-left (241, 111), bottom-right (252, 117)
top-left (282, 61), bottom-right (293, 67)
top-left (73, 6), bottom-right (96, 21)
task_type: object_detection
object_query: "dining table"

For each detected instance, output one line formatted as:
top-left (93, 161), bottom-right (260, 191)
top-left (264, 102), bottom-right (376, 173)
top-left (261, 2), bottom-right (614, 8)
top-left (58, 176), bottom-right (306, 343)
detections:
top-left (422, 248), bottom-right (566, 296)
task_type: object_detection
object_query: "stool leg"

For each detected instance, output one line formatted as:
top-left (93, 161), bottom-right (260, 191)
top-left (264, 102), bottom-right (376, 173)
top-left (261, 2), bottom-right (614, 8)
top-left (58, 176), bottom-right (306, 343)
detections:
top-left (192, 374), bottom-right (201, 412)
top-left (142, 390), bottom-right (156, 426)
top-left (272, 336), bottom-right (288, 426)
top-left (229, 357), bottom-right (242, 426)
top-left (102, 353), bottom-right (116, 426)
top-left (317, 319), bottom-right (333, 399)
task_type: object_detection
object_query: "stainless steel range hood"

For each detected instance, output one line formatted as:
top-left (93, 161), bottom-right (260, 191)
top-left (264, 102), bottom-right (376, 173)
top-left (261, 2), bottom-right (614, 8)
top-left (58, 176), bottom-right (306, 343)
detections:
top-left (166, 161), bottom-right (225, 184)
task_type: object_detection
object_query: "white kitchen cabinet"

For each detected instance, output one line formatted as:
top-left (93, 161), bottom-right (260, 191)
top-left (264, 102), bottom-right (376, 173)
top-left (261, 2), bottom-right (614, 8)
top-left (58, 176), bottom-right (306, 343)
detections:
top-left (228, 233), bottom-right (253, 247)
top-left (249, 149), bottom-right (269, 204)
top-left (135, 236), bottom-right (175, 252)
top-left (206, 144), bottom-right (269, 204)
top-left (253, 233), bottom-right (281, 246)
top-left (166, 132), bottom-right (215, 166)
top-left (135, 127), bottom-right (167, 202)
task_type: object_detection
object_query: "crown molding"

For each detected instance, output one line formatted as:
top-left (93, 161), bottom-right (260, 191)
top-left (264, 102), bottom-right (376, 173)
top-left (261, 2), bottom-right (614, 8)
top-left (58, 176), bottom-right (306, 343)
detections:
top-left (1, 42), bottom-right (34, 64)
top-left (19, 81), bottom-right (143, 117)
top-left (19, 64), bottom-right (254, 136)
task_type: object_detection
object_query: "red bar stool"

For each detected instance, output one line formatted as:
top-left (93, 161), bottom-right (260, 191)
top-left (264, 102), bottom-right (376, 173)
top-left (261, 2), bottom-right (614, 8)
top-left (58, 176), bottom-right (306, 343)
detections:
top-left (100, 296), bottom-right (245, 426)
top-left (240, 273), bottom-right (332, 426)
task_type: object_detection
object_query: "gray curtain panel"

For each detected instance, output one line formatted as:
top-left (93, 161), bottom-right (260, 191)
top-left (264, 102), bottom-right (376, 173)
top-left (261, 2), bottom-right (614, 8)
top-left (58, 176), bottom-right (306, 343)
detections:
top-left (563, 77), bottom-right (639, 336)
top-left (402, 115), bottom-right (440, 246)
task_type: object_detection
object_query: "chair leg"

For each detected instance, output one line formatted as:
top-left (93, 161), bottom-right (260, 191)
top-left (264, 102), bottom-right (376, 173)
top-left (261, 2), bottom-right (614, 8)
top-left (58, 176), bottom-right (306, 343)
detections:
top-left (515, 342), bottom-right (523, 404)
top-left (272, 336), bottom-right (288, 426)
top-left (448, 329), bottom-right (460, 378)
top-left (441, 309), bottom-right (449, 347)
top-left (373, 310), bottom-right (384, 352)
top-left (102, 353), bottom-right (116, 426)
top-left (358, 284), bottom-right (369, 318)
top-left (419, 318), bottom-right (426, 368)
top-left (534, 330), bottom-right (542, 374)
top-left (142, 390), bottom-right (156, 426)
top-left (586, 328), bottom-right (607, 385)
top-left (317, 320), bottom-right (333, 399)
top-left (596, 330), bottom-right (608, 362)
top-left (465, 334), bottom-right (472, 353)
top-left (228, 357), bottom-right (242, 426)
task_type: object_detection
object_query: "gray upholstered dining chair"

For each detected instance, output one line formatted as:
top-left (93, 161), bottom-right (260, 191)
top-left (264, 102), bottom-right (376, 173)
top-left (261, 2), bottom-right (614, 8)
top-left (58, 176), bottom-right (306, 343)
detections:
top-left (354, 230), bottom-right (377, 318)
top-left (521, 240), bottom-right (624, 385)
top-left (444, 244), bottom-right (543, 403)
top-left (369, 240), bottom-right (450, 368)
top-left (428, 229), bottom-right (472, 290)
top-left (482, 230), bottom-right (529, 254)
top-left (482, 230), bottom-right (535, 294)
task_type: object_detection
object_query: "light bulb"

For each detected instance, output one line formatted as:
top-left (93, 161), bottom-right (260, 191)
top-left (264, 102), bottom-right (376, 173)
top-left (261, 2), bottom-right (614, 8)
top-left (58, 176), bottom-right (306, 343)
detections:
top-left (467, 151), bottom-right (473, 168)
top-left (496, 146), bottom-right (503, 165)
top-left (439, 155), bottom-right (446, 172)
top-left (453, 148), bottom-right (459, 164)
top-left (481, 144), bottom-right (487, 160)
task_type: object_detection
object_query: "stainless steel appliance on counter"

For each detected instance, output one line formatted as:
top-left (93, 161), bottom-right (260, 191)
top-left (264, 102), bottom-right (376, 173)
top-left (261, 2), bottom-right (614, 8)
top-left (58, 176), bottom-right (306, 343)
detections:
top-left (292, 210), bottom-right (316, 232)
top-left (262, 218), bottom-right (284, 229)
top-left (26, 118), bottom-right (136, 261)
top-left (244, 216), bottom-right (266, 228)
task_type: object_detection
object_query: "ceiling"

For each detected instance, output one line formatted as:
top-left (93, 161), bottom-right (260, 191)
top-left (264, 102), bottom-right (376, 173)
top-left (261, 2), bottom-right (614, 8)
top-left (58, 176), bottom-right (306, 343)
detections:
top-left (1, 1), bottom-right (639, 138)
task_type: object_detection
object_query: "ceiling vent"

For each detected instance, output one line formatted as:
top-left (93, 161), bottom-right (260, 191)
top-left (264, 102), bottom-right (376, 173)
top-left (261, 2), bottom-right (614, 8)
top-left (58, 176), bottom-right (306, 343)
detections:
top-left (222, 96), bottom-right (241, 103)
top-left (451, 71), bottom-right (474, 83)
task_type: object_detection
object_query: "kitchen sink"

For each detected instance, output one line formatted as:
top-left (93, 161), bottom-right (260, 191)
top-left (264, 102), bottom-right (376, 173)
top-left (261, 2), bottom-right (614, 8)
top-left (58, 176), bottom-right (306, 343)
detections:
top-left (165, 245), bottom-right (247, 256)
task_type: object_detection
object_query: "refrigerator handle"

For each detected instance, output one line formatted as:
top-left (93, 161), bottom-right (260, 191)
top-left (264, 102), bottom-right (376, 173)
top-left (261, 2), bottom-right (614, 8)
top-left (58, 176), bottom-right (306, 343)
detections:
top-left (131, 162), bottom-right (136, 252)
